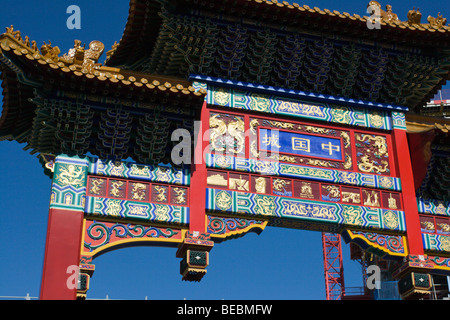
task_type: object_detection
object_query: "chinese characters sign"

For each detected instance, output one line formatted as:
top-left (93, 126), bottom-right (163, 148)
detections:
top-left (259, 128), bottom-right (343, 161)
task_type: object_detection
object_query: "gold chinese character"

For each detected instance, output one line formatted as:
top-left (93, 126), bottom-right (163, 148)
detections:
top-left (262, 133), bottom-right (281, 148)
top-left (321, 142), bottom-right (340, 156)
top-left (292, 137), bottom-right (310, 152)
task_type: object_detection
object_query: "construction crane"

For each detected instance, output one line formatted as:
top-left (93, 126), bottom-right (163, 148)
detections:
top-left (322, 233), bottom-right (345, 300)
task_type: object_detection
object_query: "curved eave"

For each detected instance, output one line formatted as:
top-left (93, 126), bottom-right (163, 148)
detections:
top-left (0, 33), bottom-right (206, 97)
top-left (0, 32), bottom-right (206, 144)
top-left (105, 0), bottom-right (450, 67)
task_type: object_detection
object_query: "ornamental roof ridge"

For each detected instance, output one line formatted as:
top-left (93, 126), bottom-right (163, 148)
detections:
top-left (0, 26), bottom-right (206, 97)
top-left (105, 0), bottom-right (450, 74)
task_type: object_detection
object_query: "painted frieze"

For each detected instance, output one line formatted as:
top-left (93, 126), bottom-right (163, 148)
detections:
top-left (81, 219), bottom-right (184, 258)
top-left (89, 157), bottom-right (189, 185)
top-left (341, 229), bottom-right (407, 259)
top-left (50, 155), bottom-right (89, 211)
top-left (206, 188), bottom-right (406, 234)
top-left (206, 154), bottom-right (401, 191)
top-left (207, 85), bottom-right (398, 130)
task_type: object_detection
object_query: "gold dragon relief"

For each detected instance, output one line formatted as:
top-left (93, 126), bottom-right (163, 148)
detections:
top-left (172, 188), bottom-right (187, 205)
top-left (55, 164), bottom-right (86, 188)
top-left (383, 210), bottom-right (400, 230)
top-left (249, 93), bottom-right (272, 113)
top-left (342, 205), bottom-right (364, 226)
top-left (209, 114), bottom-right (245, 155)
top-left (254, 195), bottom-right (277, 217)
top-left (355, 134), bottom-right (390, 174)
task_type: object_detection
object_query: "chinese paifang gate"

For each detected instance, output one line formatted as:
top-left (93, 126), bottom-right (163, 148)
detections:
top-left (1, 1), bottom-right (450, 300)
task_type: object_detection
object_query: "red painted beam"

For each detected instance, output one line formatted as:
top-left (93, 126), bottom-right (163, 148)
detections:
top-left (40, 208), bottom-right (84, 300)
top-left (393, 129), bottom-right (424, 256)
top-left (189, 101), bottom-right (209, 233)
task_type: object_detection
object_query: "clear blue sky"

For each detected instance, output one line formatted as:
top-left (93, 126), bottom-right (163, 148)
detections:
top-left (0, 0), bottom-right (449, 300)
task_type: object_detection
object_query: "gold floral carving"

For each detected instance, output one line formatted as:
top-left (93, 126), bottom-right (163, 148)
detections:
top-left (273, 179), bottom-right (290, 192)
top-left (363, 190), bottom-right (380, 207)
top-left (299, 183), bottom-right (315, 199)
top-left (306, 159), bottom-right (334, 168)
top-left (249, 93), bottom-right (271, 112)
top-left (105, 199), bottom-right (122, 217)
top-left (342, 192), bottom-right (361, 204)
top-left (269, 121), bottom-right (295, 130)
top-left (388, 193), bottom-right (398, 209)
top-left (254, 177), bottom-right (267, 194)
top-left (421, 220), bottom-right (435, 232)
top-left (368, 112), bottom-right (384, 128)
top-left (343, 154), bottom-right (353, 170)
top-left (305, 126), bottom-right (329, 134)
top-left (440, 236), bottom-right (450, 252)
top-left (438, 223), bottom-right (450, 233)
top-left (340, 132), bottom-right (351, 148)
top-left (330, 107), bottom-right (350, 124)
top-left (229, 176), bottom-right (249, 191)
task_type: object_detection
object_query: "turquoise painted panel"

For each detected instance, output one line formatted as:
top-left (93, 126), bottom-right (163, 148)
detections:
top-left (85, 196), bottom-right (189, 225)
top-left (206, 188), bottom-right (406, 233)
top-left (207, 85), bottom-right (393, 130)
top-left (422, 233), bottom-right (450, 253)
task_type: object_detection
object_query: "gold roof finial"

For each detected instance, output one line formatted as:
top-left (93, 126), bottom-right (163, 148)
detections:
top-left (428, 12), bottom-right (447, 28)
top-left (407, 7), bottom-right (422, 25)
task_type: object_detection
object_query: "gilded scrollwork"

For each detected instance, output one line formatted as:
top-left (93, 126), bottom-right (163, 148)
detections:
top-left (249, 93), bottom-right (271, 112)
top-left (305, 126), bottom-right (330, 134)
top-left (215, 191), bottom-right (233, 211)
top-left (343, 154), bottom-right (353, 170)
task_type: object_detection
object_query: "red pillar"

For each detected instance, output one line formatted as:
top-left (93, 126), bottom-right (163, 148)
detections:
top-left (40, 208), bottom-right (84, 300)
top-left (393, 129), bottom-right (424, 256)
top-left (189, 101), bottom-right (209, 233)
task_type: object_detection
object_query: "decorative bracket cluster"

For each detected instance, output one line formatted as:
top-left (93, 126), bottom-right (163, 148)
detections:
top-left (176, 231), bottom-right (214, 282)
